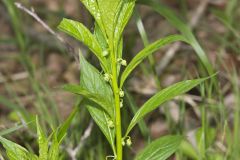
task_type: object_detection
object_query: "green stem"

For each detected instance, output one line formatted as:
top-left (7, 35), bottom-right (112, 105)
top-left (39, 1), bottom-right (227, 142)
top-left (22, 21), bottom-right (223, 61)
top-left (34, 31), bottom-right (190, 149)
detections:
top-left (110, 42), bottom-right (122, 160)
top-left (113, 79), bottom-right (122, 160)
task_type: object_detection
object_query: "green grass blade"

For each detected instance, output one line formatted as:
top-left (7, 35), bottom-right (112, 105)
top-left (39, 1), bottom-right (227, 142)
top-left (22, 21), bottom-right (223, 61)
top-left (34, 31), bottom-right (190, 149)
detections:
top-left (0, 121), bottom-right (33, 137)
top-left (2, 0), bottom-right (26, 51)
top-left (138, 0), bottom-right (214, 75)
top-left (0, 95), bottom-right (31, 123)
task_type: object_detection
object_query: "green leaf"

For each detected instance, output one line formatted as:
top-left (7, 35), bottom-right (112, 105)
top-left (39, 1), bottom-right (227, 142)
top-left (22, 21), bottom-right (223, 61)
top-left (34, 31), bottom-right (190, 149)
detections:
top-left (124, 90), bottom-right (149, 138)
top-left (125, 77), bottom-right (209, 136)
top-left (138, 0), bottom-right (214, 75)
top-left (57, 106), bottom-right (79, 143)
top-left (0, 136), bottom-right (30, 160)
top-left (114, 0), bottom-right (136, 49)
top-left (48, 134), bottom-right (60, 160)
top-left (135, 135), bottom-right (183, 160)
top-left (0, 121), bottom-right (33, 136)
top-left (63, 84), bottom-right (113, 117)
top-left (58, 18), bottom-right (108, 71)
top-left (79, 52), bottom-right (115, 153)
top-left (94, 23), bottom-right (111, 71)
top-left (196, 127), bottom-right (216, 151)
top-left (120, 34), bottom-right (186, 87)
top-left (179, 140), bottom-right (198, 160)
top-left (97, 0), bottom-right (121, 39)
top-left (36, 117), bottom-right (48, 160)
top-left (79, 53), bottom-right (114, 116)
top-left (80, 0), bottom-right (106, 37)
top-left (86, 102), bottom-right (116, 155)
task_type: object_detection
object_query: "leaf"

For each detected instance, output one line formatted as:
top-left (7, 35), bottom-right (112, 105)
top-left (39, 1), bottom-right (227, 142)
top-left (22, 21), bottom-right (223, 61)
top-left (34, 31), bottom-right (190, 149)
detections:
top-left (179, 140), bottom-right (198, 160)
top-left (58, 18), bottom-right (108, 71)
top-left (124, 89), bottom-right (149, 138)
top-left (94, 23), bottom-right (111, 71)
top-left (63, 84), bottom-right (113, 117)
top-left (196, 127), bottom-right (216, 151)
top-left (135, 135), bottom-right (183, 160)
top-left (79, 53), bottom-right (114, 116)
top-left (86, 102), bottom-right (116, 154)
top-left (80, 0), bottom-right (106, 37)
top-left (0, 121), bottom-right (33, 136)
top-left (57, 106), bottom-right (79, 143)
top-left (0, 136), bottom-right (30, 160)
top-left (36, 117), bottom-right (48, 160)
top-left (120, 35), bottom-right (186, 87)
top-left (138, 0), bottom-right (214, 75)
top-left (114, 0), bottom-right (136, 49)
top-left (97, 0), bottom-right (121, 39)
top-left (79, 53), bottom-right (116, 153)
top-left (48, 134), bottom-right (60, 160)
top-left (125, 77), bottom-right (209, 136)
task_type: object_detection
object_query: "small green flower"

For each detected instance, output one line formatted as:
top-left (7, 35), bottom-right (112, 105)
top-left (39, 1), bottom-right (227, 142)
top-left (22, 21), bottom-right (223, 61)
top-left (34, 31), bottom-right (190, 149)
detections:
top-left (126, 137), bottom-right (132, 147)
top-left (102, 50), bottom-right (109, 57)
top-left (119, 90), bottom-right (124, 98)
top-left (103, 73), bottom-right (111, 82)
top-left (107, 120), bottom-right (114, 129)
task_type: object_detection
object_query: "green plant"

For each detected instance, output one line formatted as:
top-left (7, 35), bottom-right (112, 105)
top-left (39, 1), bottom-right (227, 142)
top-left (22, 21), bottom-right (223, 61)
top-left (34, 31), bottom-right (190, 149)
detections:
top-left (58, 1), bottom-right (213, 159)
top-left (0, 107), bottom-right (78, 160)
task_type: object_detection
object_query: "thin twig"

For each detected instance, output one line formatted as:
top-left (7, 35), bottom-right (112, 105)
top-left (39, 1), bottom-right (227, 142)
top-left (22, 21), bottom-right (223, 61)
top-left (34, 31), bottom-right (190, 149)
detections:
top-left (66, 121), bottom-right (94, 160)
top-left (156, 0), bottom-right (210, 75)
top-left (14, 2), bottom-right (79, 63)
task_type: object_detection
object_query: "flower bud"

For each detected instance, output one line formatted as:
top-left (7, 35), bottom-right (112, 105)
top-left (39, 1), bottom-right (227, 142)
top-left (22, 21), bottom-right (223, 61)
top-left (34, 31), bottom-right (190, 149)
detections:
top-left (120, 99), bottom-right (123, 108)
top-left (103, 73), bottom-right (110, 82)
top-left (121, 60), bottom-right (127, 66)
top-left (122, 139), bottom-right (126, 146)
top-left (107, 120), bottom-right (114, 129)
top-left (126, 137), bottom-right (132, 147)
top-left (102, 50), bottom-right (109, 57)
top-left (119, 90), bottom-right (124, 98)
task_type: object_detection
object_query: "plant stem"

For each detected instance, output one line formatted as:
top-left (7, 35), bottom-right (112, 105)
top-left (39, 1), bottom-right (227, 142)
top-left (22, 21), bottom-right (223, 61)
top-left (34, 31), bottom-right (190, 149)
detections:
top-left (110, 45), bottom-right (122, 160)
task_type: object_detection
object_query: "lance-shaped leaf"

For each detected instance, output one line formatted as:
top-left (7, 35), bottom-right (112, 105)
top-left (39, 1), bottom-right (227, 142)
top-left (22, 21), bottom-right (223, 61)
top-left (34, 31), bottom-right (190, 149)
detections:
top-left (135, 135), bottom-right (183, 160)
top-left (63, 84), bottom-right (113, 117)
top-left (87, 102), bottom-right (116, 155)
top-left (97, 0), bottom-right (121, 39)
top-left (114, 0), bottom-right (136, 50)
top-left (57, 106), bottom-right (79, 143)
top-left (80, 0), bottom-right (106, 37)
top-left (79, 53), bottom-right (114, 116)
top-left (120, 35), bottom-right (186, 87)
top-left (94, 23), bottom-right (111, 71)
top-left (36, 117), bottom-right (48, 160)
top-left (79, 52), bottom-right (115, 153)
top-left (58, 18), bottom-right (108, 71)
top-left (125, 77), bottom-right (209, 136)
top-left (0, 136), bottom-right (30, 160)
top-left (48, 134), bottom-right (60, 160)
